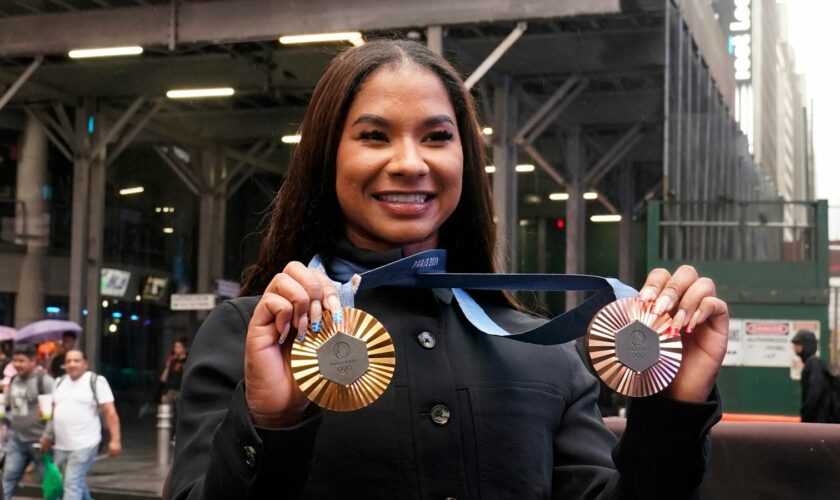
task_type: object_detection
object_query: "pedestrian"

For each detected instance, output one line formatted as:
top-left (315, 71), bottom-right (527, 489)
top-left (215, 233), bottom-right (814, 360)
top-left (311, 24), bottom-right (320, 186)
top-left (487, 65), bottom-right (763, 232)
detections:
top-left (169, 39), bottom-right (729, 499)
top-left (2, 343), bottom-right (54, 498)
top-left (791, 330), bottom-right (833, 422)
top-left (159, 337), bottom-right (189, 404)
top-left (40, 349), bottom-right (122, 500)
top-left (48, 331), bottom-right (78, 378)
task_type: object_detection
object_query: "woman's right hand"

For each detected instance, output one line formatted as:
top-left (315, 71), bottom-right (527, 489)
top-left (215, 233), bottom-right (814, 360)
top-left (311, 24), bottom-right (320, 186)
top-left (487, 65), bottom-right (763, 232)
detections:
top-left (244, 262), bottom-right (342, 427)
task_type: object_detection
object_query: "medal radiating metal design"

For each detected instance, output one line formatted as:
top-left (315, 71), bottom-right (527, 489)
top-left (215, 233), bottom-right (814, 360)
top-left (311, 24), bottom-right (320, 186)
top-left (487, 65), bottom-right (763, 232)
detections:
top-left (586, 297), bottom-right (682, 398)
top-left (291, 307), bottom-right (395, 412)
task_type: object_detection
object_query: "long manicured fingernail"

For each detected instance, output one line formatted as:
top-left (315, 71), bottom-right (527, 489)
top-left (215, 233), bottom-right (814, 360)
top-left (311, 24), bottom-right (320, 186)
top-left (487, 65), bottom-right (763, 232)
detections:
top-left (310, 300), bottom-right (322, 332)
top-left (297, 314), bottom-right (309, 341)
top-left (686, 309), bottom-right (702, 333)
top-left (672, 309), bottom-right (687, 332)
top-left (279, 322), bottom-right (290, 344)
top-left (639, 287), bottom-right (657, 302)
top-left (327, 295), bottom-right (341, 313)
top-left (333, 309), bottom-right (343, 325)
top-left (653, 294), bottom-right (673, 315)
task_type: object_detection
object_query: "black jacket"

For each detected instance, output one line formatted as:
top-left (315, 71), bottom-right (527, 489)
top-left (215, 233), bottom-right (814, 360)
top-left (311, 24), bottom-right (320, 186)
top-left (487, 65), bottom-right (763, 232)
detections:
top-left (170, 253), bottom-right (720, 499)
top-left (794, 330), bottom-right (832, 423)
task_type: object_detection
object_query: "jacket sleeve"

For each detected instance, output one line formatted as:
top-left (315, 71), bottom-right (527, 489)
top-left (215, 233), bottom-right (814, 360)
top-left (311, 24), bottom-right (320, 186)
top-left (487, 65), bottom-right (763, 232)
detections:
top-left (552, 347), bottom-right (721, 500)
top-left (168, 301), bottom-right (322, 500)
top-left (801, 358), bottom-right (827, 421)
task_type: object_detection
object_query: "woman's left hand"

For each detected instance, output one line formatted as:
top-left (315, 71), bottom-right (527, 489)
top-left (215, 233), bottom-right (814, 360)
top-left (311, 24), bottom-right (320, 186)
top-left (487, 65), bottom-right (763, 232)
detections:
top-left (639, 266), bottom-right (729, 402)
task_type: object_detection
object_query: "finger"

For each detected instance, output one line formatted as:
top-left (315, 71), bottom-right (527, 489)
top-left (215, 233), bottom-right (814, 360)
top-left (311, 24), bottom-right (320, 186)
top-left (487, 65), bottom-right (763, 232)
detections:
top-left (651, 265), bottom-right (699, 315)
top-left (269, 271), bottom-right (314, 332)
top-left (638, 268), bottom-right (671, 302)
top-left (251, 294), bottom-right (294, 346)
top-left (311, 269), bottom-right (342, 322)
top-left (687, 296), bottom-right (728, 334)
top-left (671, 277), bottom-right (716, 332)
top-left (283, 262), bottom-right (328, 333)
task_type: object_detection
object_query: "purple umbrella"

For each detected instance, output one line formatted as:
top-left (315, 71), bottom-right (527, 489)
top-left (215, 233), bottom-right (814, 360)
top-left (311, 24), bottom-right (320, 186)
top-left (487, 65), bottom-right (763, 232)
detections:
top-left (15, 319), bottom-right (82, 344)
top-left (0, 326), bottom-right (15, 342)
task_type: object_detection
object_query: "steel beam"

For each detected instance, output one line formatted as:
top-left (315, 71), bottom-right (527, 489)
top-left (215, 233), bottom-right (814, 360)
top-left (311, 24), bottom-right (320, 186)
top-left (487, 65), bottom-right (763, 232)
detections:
top-left (521, 144), bottom-right (565, 187)
top-left (514, 75), bottom-right (580, 145)
top-left (23, 107), bottom-right (74, 162)
top-left (584, 122), bottom-right (644, 186)
top-left (618, 163), bottom-right (635, 284)
top-left (464, 22), bottom-right (527, 90)
top-left (107, 100), bottom-right (163, 165)
top-left (426, 26), bottom-right (443, 56)
top-left (0, 55), bottom-right (42, 111)
top-left (90, 96), bottom-right (144, 159)
top-left (0, 0), bottom-right (619, 56)
top-left (154, 146), bottom-right (201, 195)
top-left (564, 128), bottom-right (585, 310)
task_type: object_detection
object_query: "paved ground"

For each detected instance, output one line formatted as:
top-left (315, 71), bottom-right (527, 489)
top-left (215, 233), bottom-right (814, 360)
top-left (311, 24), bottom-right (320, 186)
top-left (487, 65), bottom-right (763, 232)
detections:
top-left (11, 415), bottom-right (168, 500)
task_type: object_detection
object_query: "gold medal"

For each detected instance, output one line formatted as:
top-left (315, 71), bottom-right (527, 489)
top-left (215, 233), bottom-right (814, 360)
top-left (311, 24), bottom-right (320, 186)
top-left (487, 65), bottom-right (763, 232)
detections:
top-left (291, 307), bottom-right (395, 412)
top-left (586, 297), bottom-right (682, 398)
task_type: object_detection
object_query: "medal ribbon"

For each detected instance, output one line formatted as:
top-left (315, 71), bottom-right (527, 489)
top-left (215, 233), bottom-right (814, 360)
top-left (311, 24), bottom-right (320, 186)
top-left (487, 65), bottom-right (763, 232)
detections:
top-left (309, 249), bottom-right (638, 346)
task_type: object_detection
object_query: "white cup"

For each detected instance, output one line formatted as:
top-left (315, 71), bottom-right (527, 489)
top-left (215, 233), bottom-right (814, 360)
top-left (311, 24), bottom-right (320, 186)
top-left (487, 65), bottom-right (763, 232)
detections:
top-left (37, 394), bottom-right (53, 420)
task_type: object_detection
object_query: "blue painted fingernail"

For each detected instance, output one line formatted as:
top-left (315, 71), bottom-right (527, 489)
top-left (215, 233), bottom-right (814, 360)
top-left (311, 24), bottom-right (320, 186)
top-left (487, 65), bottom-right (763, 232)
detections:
top-left (296, 333), bottom-right (307, 342)
top-left (311, 319), bottom-right (322, 333)
top-left (333, 310), bottom-right (343, 324)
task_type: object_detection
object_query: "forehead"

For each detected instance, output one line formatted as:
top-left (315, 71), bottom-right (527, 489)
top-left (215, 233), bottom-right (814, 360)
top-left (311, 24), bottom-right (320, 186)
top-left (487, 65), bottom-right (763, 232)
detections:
top-left (348, 63), bottom-right (455, 118)
top-left (65, 351), bottom-right (85, 361)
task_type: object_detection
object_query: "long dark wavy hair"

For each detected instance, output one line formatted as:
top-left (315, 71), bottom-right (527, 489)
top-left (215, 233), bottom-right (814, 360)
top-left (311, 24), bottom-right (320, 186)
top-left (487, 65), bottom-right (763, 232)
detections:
top-left (240, 39), bottom-right (502, 300)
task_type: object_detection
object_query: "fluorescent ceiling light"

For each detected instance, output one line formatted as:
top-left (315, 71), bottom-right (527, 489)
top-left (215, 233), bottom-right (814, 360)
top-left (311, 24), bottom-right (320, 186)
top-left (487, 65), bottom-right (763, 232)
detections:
top-left (590, 214), bottom-right (622, 223)
top-left (524, 194), bottom-right (541, 204)
top-left (166, 87), bottom-right (235, 99)
top-left (583, 191), bottom-right (598, 200)
top-left (68, 46), bottom-right (143, 59)
top-left (119, 186), bottom-right (144, 195)
top-left (279, 32), bottom-right (364, 46)
top-left (281, 135), bottom-right (302, 144)
top-left (163, 227), bottom-right (174, 234)
top-left (485, 165), bottom-right (496, 173)
top-left (549, 192), bottom-right (570, 201)
top-left (515, 164), bottom-right (535, 173)
top-left (482, 126), bottom-right (493, 135)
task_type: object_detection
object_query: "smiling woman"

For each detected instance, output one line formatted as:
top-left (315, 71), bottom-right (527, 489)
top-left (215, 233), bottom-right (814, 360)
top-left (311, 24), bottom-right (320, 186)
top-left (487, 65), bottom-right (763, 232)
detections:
top-left (169, 39), bottom-right (728, 500)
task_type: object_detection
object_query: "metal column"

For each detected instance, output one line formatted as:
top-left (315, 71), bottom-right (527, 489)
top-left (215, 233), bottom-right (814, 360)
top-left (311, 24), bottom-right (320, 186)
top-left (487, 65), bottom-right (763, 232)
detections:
top-left (14, 114), bottom-right (49, 327)
top-left (68, 100), bottom-right (94, 328)
top-left (492, 78), bottom-right (517, 272)
top-left (196, 149), bottom-right (227, 294)
top-left (564, 128), bottom-right (586, 310)
top-left (618, 163), bottom-right (635, 285)
top-left (85, 110), bottom-right (106, 370)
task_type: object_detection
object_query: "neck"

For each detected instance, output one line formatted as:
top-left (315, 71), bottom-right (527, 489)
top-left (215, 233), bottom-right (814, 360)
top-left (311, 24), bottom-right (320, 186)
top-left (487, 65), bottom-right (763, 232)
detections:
top-left (344, 229), bottom-right (438, 256)
top-left (69, 371), bottom-right (85, 380)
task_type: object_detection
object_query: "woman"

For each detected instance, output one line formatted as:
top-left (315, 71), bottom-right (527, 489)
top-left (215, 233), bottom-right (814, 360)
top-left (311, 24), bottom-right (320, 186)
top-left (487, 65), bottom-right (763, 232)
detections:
top-left (169, 40), bottom-right (728, 499)
top-left (160, 338), bottom-right (189, 404)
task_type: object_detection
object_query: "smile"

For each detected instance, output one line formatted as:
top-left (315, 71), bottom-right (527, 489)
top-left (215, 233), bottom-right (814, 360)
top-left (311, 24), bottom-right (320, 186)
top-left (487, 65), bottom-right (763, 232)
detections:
top-left (374, 193), bottom-right (432, 203)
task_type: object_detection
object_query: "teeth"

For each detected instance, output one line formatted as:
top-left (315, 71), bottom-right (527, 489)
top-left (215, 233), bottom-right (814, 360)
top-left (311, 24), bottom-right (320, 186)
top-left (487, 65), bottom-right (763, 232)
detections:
top-left (379, 193), bottom-right (428, 203)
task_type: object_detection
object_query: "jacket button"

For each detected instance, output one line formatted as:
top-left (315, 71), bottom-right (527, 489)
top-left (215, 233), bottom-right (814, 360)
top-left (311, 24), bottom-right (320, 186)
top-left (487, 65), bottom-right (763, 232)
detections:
top-left (431, 404), bottom-right (450, 426)
top-left (243, 445), bottom-right (257, 468)
top-left (417, 331), bottom-right (436, 349)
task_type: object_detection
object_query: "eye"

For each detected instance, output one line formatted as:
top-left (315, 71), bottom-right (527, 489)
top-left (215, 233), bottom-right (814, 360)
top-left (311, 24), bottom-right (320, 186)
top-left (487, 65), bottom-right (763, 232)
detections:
top-left (357, 130), bottom-right (389, 142)
top-left (424, 130), bottom-right (454, 143)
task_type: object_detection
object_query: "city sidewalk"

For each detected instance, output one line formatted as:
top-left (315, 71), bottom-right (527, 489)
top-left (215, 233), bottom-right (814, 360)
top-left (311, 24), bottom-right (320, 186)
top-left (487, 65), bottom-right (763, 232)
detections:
top-left (15, 416), bottom-right (168, 500)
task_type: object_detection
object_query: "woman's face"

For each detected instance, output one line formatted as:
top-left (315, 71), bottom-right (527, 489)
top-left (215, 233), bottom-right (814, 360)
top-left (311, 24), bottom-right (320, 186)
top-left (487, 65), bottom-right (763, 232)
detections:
top-left (173, 341), bottom-right (186, 356)
top-left (335, 63), bottom-right (463, 255)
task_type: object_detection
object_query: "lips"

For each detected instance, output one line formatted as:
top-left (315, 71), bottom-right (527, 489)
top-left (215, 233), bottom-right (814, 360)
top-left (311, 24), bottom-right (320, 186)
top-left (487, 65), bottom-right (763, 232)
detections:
top-left (374, 192), bottom-right (433, 203)
top-left (373, 192), bottom-right (434, 216)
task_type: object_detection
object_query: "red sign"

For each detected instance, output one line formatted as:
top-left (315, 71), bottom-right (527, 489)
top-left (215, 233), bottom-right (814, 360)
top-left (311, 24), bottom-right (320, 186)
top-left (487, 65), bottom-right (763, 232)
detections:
top-left (745, 322), bottom-right (789, 335)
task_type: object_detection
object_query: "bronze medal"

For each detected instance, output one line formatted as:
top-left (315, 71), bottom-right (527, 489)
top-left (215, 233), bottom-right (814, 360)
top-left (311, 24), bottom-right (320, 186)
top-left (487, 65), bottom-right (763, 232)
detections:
top-left (586, 297), bottom-right (682, 398)
top-left (291, 307), bottom-right (395, 412)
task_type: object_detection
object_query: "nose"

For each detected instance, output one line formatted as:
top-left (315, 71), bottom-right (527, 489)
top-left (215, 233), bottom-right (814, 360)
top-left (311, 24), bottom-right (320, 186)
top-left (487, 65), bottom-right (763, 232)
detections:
top-left (386, 137), bottom-right (429, 177)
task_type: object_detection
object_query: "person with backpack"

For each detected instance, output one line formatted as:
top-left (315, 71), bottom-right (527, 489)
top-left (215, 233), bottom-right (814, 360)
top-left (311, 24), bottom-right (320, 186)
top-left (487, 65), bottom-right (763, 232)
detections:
top-left (791, 330), bottom-right (835, 423)
top-left (40, 349), bottom-right (121, 500)
top-left (2, 343), bottom-right (54, 498)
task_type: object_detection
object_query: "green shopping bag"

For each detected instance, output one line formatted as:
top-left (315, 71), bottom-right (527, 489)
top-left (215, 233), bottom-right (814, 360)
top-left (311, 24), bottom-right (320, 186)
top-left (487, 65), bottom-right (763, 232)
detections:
top-left (42, 454), bottom-right (63, 500)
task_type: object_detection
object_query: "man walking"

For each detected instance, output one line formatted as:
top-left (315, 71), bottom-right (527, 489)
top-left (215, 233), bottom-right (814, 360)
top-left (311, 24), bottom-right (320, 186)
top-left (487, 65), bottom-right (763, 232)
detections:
top-left (791, 330), bottom-right (834, 422)
top-left (40, 349), bottom-right (121, 500)
top-left (49, 331), bottom-right (78, 378)
top-left (2, 343), bottom-right (54, 498)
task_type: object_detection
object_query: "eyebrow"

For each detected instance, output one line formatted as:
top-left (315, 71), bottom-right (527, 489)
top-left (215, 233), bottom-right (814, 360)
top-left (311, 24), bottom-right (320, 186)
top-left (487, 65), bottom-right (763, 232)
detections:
top-left (351, 114), bottom-right (455, 127)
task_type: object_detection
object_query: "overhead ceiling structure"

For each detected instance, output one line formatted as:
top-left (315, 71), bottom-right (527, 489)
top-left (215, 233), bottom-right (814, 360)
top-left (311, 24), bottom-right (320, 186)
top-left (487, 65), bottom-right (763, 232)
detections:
top-left (0, 0), bottom-right (686, 206)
